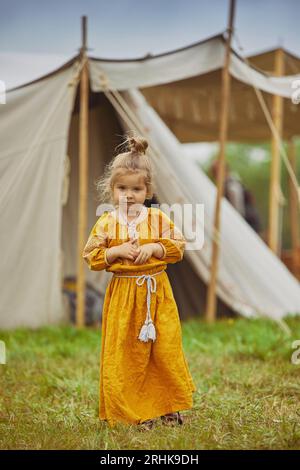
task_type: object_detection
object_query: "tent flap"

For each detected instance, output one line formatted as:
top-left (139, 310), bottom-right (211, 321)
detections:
top-left (0, 65), bottom-right (78, 329)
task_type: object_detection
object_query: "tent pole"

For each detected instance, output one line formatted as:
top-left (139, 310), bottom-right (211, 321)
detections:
top-left (76, 16), bottom-right (89, 328)
top-left (205, 0), bottom-right (235, 323)
top-left (268, 48), bottom-right (284, 255)
top-left (288, 138), bottom-right (299, 275)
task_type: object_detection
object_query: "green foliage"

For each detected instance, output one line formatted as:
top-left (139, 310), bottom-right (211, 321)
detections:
top-left (1, 317), bottom-right (300, 449)
top-left (203, 139), bottom-right (300, 249)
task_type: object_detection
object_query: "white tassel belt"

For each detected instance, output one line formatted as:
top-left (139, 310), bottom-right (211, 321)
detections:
top-left (113, 269), bottom-right (165, 343)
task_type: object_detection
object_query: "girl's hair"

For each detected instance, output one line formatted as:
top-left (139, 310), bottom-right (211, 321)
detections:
top-left (95, 134), bottom-right (155, 203)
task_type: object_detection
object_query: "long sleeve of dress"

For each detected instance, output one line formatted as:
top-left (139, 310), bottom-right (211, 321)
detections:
top-left (82, 213), bottom-right (112, 271)
top-left (155, 209), bottom-right (186, 264)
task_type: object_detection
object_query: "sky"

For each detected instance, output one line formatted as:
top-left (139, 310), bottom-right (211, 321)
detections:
top-left (0, 0), bottom-right (300, 59)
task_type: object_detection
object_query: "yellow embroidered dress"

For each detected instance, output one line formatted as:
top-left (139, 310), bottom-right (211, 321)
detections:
top-left (82, 205), bottom-right (197, 426)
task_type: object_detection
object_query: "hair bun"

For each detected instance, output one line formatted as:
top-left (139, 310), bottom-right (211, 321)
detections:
top-left (128, 136), bottom-right (148, 154)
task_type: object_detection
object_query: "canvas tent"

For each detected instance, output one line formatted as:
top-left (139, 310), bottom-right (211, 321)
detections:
top-left (1, 33), bottom-right (300, 330)
top-left (136, 42), bottom-right (300, 142)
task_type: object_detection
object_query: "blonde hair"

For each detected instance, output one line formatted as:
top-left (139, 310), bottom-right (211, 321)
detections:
top-left (96, 134), bottom-right (155, 203)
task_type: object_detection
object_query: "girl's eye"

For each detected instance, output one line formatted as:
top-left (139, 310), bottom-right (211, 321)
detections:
top-left (134, 188), bottom-right (141, 191)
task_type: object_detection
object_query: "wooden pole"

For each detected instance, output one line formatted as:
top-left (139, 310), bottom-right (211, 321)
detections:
top-left (76, 16), bottom-right (89, 328)
top-left (205, 0), bottom-right (236, 322)
top-left (288, 139), bottom-right (299, 274)
top-left (268, 48), bottom-right (284, 254)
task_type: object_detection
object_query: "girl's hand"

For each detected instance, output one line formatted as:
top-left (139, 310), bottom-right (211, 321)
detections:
top-left (133, 243), bottom-right (154, 265)
top-left (117, 238), bottom-right (140, 261)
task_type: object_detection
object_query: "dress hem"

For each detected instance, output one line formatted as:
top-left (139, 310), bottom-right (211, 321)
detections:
top-left (99, 397), bottom-right (195, 427)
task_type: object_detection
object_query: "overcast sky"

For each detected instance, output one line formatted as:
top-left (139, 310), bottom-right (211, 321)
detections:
top-left (0, 0), bottom-right (299, 59)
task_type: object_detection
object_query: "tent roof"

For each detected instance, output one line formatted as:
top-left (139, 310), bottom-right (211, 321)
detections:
top-left (4, 35), bottom-right (300, 142)
top-left (138, 45), bottom-right (300, 143)
top-left (4, 32), bottom-right (224, 91)
top-left (247, 47), bottom-right (300, 75)
top-left (4, 33), bottom-right (299, 92)
top-left (88, 35), bottom-right (300, 142)
top-left (140, 69), bottom-right (300, 142)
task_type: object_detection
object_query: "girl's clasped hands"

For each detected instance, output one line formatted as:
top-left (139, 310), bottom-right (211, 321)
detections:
top-left (118, 238), bottom-right (154, 265)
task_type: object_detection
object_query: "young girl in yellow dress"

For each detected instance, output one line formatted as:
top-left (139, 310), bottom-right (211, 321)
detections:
top-left (82, 135), bottom-right (197, 430)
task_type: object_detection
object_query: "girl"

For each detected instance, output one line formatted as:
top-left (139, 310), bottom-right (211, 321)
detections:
top-left (82, 135), bottom-right (197, 431)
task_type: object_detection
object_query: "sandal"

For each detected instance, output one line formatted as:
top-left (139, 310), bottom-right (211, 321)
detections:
top-left (138, 419), bottom-right (155, 431)
top-left (160, 412), bottom-right (184, 426)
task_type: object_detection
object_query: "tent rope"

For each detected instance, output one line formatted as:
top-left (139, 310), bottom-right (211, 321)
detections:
top-left (67, 55), bottom-right (89, 88)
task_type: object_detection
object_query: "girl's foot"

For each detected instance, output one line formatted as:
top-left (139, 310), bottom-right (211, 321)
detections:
top-left (160, 412), bottom-right (184, 426)
top-left (138, 419), bottom-right (155, 431)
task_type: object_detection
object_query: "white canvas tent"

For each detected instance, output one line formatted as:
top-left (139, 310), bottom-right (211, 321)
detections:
top-left (1, 33), bottom-right (300, 330)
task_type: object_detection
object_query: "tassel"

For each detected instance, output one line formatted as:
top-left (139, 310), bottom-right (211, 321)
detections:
top-left (138, 320), bottom-right (156, 343)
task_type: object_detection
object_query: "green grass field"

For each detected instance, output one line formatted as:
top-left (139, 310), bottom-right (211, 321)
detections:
top-left (1, 316), bottom-right (300, 450)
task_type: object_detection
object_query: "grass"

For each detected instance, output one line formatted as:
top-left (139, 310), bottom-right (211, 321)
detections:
top-left (1, 316), bottom-right (300, 449)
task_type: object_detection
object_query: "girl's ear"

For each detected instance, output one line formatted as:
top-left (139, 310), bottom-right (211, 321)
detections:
top-left (146, 189), bottom-right (154, 199)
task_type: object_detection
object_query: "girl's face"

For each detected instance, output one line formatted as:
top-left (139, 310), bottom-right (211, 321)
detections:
top-left (112, 173), bottom-right (148, 212)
